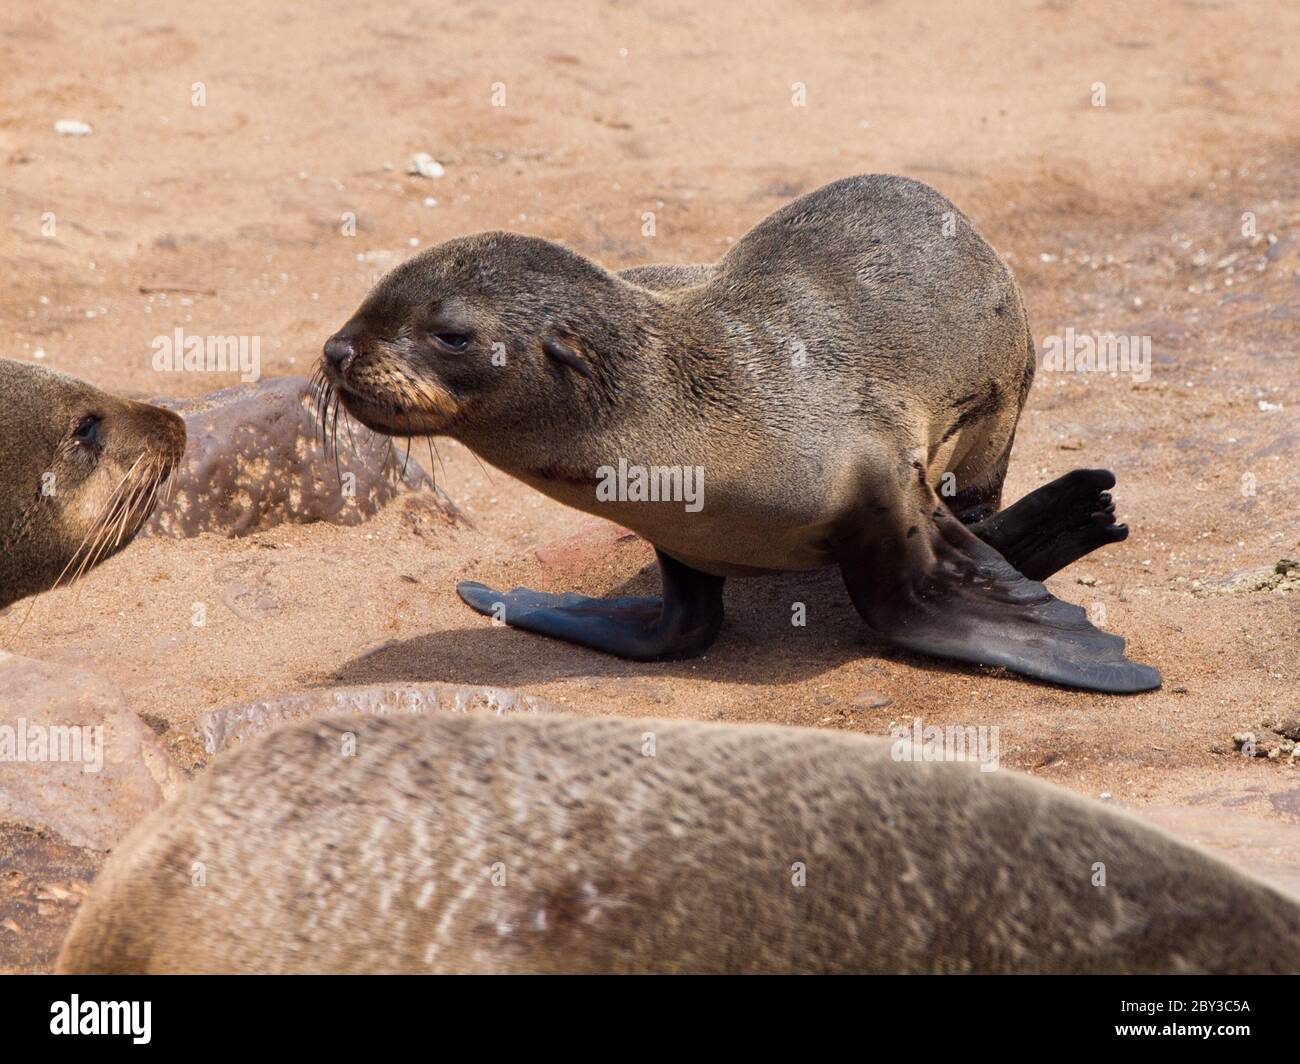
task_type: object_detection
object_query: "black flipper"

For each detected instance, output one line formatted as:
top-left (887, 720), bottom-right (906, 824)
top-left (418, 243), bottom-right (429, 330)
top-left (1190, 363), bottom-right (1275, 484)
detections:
top-left (457, 549), bottom-right (724, 661)
top-left (838, 500), bottom-right (1161, 693)
top-left (970, 468), bottom-right (1129, 580)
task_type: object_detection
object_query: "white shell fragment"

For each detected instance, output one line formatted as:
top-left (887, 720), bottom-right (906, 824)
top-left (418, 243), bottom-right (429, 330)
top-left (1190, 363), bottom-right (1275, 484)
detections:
top-left (406, 152), bottom-right (445, 178)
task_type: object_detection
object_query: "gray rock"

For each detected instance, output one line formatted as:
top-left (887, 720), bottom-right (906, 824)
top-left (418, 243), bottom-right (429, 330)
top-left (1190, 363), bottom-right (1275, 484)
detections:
top-left (145, 376), bottom-right (459, 538)
top-left (1274, 719), bottom-right (1300, 743)
top-left (198, 683), bottom-right (555, 756)
top-left (1192, 560), bottom-right (1300, 597)
top-left (1232, 731), bottom-right (1261, 756)
top-left (1231, 728), bottom-right (1295, 761)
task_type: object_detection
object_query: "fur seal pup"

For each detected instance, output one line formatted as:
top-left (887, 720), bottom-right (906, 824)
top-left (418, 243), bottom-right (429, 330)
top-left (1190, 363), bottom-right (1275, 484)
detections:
top-left (58, 714), bottom-right (1300, 974)
top-left (0, 359), bottom-right (185, 610)
top-left (317, 174), bottom-right (1159, 692)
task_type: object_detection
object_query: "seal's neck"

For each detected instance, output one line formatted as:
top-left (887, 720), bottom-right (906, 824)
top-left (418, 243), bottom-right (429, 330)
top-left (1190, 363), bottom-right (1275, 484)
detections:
top-left (454, 282), bottom-right (710, 487)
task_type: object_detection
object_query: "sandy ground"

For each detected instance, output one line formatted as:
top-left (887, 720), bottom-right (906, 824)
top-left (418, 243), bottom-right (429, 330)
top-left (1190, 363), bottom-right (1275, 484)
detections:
top-left (2, 0), bottom-right (1299, 947)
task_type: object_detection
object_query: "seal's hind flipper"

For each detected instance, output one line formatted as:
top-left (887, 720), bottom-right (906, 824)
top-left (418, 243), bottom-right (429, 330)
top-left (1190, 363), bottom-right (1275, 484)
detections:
top-left (838, 504), bottom-right (1160, 693)
top-left (457, 549), bottom-right (724, 662)
top-left (971, 468), bottom-right (1129, 580)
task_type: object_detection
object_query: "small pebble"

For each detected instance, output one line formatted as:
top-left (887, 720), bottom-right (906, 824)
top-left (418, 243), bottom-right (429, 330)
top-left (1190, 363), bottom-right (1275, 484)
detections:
top-left (407, 153), bottom-right (445, 179)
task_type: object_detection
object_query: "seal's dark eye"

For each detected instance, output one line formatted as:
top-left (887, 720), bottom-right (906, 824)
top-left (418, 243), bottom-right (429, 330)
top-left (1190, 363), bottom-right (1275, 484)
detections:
top-left (431, 332), bottom-right (471, 353)
top-left (72, 415), bottom-right (101, 448)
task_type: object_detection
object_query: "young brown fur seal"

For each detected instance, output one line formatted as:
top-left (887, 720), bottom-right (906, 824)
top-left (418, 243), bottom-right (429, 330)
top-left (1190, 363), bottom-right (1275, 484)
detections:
top-left (58, 714), bottom-right (1300, 974)
top-left (0, 359), bottom-right (185, 610)
top-left (318, 175), bottom-right (1159, 692)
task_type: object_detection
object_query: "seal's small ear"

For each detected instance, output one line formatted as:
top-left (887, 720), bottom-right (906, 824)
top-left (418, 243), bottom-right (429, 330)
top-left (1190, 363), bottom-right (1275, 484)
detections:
top-left (542, 337), bottom-right (594, 379)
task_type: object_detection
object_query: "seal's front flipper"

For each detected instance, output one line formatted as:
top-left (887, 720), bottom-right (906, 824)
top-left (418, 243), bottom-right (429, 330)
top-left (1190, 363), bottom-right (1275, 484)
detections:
top-left (970, 468), bottom-right (1129, 580)
top-left (457, 549), bottom-right (724, 662)
top-left (838, 507), bottom-right (1160, 693)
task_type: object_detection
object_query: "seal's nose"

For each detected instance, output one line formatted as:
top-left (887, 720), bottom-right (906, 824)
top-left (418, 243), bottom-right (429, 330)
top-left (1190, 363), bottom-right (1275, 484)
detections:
top-left (323, 334), bottom-right (359, 376)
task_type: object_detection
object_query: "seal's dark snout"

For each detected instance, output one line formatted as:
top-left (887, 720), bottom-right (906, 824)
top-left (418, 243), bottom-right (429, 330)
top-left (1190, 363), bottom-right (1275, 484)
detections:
top-left (150, 405), bottom-right (188, 469)
top-left (323, 334), bottom-right (359, 377)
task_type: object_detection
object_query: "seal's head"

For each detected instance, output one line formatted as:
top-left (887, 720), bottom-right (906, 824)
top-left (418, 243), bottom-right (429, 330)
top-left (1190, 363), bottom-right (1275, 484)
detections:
top-left (0, 359), bottom-right (186, 610)
top-left (318, 232), bottom-right (652, 453)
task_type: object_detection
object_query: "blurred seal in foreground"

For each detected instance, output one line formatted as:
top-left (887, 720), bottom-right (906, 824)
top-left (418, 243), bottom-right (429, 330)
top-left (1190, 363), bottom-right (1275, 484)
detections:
top-left (59, 714), bottom-right (1300, 974)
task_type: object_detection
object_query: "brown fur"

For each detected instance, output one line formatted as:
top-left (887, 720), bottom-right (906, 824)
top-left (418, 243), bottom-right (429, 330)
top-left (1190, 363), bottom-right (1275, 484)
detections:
top-left (320, 175), bottom-right (1032, 577)
top-left (317, 176), bottom-right (1159, 693)
top-left (58, 714), bottom-right (1300, 974)
top-left (0, 359), bottom-right (185, 610)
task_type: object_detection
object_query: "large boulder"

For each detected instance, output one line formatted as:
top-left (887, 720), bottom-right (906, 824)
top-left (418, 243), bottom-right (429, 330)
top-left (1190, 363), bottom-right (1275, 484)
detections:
top-left (146, 376), bottom-right (459, 538)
